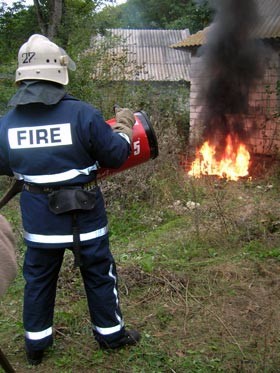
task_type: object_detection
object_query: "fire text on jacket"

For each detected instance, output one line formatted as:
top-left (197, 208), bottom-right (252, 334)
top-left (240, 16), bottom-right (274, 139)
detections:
top-left (8, 123), bottom-right (73, 149)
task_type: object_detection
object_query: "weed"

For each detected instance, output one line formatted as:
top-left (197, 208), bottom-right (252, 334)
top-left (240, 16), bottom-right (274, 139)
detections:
top-left (1, 141), bottom-right (280, 372)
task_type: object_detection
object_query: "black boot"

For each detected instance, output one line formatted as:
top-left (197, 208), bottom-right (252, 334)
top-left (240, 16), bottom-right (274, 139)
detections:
top-left (26, 349), bottom-right (44, 365)
top-left (99, 329), bottom-right (141, 350)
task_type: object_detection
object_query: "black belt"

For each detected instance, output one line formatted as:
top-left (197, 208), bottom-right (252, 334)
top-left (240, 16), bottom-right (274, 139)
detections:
top-left (24, 180), bottom-right (97, 194)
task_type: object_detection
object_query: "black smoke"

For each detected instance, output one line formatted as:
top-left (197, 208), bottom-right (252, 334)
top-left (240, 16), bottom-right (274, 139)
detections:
top-left (197, 0), bottom-right (266, 157)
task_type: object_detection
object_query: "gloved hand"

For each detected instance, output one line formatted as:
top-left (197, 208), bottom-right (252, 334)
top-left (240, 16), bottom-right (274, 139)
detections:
top-left (111, 107), bottom-right (135, 143)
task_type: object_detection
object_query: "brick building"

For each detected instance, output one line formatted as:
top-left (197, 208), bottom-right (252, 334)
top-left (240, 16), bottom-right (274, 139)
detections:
top-left (172, 0), bottom-right (280, 156)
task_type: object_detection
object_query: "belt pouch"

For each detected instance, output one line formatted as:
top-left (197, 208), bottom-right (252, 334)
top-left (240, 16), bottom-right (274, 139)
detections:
top-left (48, 188), bottom-right (96, 214)
top-left (48, 188), bottom-right (97, 267)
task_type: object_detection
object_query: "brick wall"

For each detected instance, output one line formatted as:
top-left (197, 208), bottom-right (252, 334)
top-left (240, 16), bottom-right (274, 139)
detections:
top-left (189, 44), bottom-right (280, 155)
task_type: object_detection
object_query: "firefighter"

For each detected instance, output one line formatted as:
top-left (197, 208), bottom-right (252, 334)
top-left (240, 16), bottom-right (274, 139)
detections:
top-left (0, 214), bottom-right (17, 297)
top-left (0, 34), bottom-right (140, 366)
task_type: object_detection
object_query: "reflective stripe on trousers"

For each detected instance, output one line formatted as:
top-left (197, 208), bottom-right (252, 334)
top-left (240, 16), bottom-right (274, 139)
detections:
top-left (25, 327), bottom-right (53, 341)
top-left (93, 320), bottom-right (125, 335)
top-left (92, 263), bottom-right (124, 336)
top-left (24, 225), bottom-right (108, 244)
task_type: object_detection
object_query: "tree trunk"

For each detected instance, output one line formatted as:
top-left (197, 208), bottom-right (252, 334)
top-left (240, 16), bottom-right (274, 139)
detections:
top-left (33, 0), bottom-right (47, 35)
top-left (33, 0), bottom-right (63, 40)
top-left (48, 0), bottom-right (63, 39)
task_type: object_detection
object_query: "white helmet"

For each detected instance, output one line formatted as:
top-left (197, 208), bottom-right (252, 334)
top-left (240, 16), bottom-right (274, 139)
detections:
top-left (16, 34), bottom-right (76, 85)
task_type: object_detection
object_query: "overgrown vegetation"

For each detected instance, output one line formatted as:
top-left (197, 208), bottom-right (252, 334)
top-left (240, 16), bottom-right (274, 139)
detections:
top-left (102, 0), bottom-right (213, 33)
top-left (0, 67), bottom-right (280, 371)
top-left (1, 142), bottom-right (280, 372)
top-left (1, 2), bottom-right (280, 372)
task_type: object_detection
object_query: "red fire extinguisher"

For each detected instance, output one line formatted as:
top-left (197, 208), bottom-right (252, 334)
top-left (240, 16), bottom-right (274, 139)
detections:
top-left (98, 111), bottom-right (158, 178)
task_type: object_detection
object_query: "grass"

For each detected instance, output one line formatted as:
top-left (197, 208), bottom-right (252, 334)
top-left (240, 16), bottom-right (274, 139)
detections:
top-left (1, 162), bottom-right (280, 372)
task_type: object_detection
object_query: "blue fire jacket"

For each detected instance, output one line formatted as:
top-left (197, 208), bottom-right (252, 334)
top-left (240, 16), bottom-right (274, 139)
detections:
top-left (0, 95), bottom-right (131, 248)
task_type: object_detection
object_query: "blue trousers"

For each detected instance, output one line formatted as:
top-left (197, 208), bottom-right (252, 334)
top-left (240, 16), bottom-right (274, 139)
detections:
top-left (23, 234), bottom-right (125, 352)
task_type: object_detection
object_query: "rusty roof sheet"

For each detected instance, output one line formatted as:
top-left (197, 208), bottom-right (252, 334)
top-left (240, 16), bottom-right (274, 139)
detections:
top-left (92, 29), bottom-right (191, 81)
top-left (171, 27), bottom-right (209, 48)
top-left (171, 0), bottom-right (280, 48)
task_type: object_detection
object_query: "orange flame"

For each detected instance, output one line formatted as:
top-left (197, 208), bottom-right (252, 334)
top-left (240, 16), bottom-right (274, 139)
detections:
top-left (188, 135), bottom-right (250, 181)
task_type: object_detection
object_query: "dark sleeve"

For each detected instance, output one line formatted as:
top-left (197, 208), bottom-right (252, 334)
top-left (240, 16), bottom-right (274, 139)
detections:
top-left (85, 110), bottom-right (131, 169)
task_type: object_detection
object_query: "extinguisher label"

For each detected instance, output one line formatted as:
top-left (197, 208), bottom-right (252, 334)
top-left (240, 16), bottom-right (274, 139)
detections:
top-left (133, 140), bottom-right (140, 156)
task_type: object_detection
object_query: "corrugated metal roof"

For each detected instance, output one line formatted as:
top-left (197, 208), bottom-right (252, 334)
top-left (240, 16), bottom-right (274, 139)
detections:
top-left (171, 28), bottom-right (209, 48)
top-left (171, 0), bottom-right (280, 48)
top-left (256, 0), bottom-right (280, 17)
top-left (255, 15), bottom-right (280, 39)
top-left (92, 29), bottom-right (191, 81)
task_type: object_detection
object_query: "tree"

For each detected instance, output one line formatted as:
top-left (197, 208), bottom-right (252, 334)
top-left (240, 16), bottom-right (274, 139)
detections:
top-left (33, 0), bottom-right (63, 39)
top-left (32, 0), bottom-right (116, 41)
top-left (97, 0), bottom-right (213, 33)
top-left (0, 0), bottom-right (105, 114)
top-left (0, 2), bottom-right (38, 63)
top-left (166, 1), bottom-right (213, 33)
